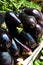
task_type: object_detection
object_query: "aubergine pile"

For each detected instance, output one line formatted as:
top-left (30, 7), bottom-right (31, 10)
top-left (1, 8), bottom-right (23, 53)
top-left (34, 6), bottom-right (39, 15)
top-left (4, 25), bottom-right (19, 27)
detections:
top-left (0, 8), bottom-right (43, 65)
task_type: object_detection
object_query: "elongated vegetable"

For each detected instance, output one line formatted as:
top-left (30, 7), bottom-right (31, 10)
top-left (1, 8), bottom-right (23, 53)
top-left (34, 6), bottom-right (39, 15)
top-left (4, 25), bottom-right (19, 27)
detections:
top-left (0, 51), bottom-right (12, 65)
top-left (0, 28), bottom-right (12, 49)
top-left (35, 24), bottom-right (42, 35)
top-left (5, 11), bottom-right (37, 48)
top-left (16, 12), bottom-right (42, 35)
top-left (24, 8), bottom-right (42, 23)
top-left (18, 12), bottom-right (37, 27)
top-left (5, 11), bottom-right (23, 27)
top-left (16, 12), bottom-right (42, 43)
top-left (16, 27), bottom-right (37, 48)
top-left (14, 38), bottom-right (32, 53)
top-left (9, 39), bottom-right (19, 56)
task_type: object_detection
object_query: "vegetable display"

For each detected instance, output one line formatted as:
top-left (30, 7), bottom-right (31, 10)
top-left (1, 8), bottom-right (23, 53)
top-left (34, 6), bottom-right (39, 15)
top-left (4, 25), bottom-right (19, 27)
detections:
top-left (0, 7), bottom-right (43, 65)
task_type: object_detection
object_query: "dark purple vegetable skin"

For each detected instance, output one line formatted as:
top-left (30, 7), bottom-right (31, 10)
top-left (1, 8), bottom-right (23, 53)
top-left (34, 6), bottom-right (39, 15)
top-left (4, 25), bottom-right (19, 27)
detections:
top-left (18, 12), bottom-right (37, 27)
top-left (35, 24), bottom-right (42, 35)
top-left (0, 51), bottom-right (12, 65)
top-left (9, 39), bottom-right (19, 56)
top-left (0, 28), bottom-right (12, 49)
top-left (14, 38), bottom-right (32, 52)
top-left (5, 11), bottom-right (23, 37)
top-left (16, 12), bottom-right (42, 42)
top-left (5, 11), bottom-right (22, 27)
top-left (24, 8), bottom-right (42, 23)
top-left (16, 12), bottom-right (42, 35)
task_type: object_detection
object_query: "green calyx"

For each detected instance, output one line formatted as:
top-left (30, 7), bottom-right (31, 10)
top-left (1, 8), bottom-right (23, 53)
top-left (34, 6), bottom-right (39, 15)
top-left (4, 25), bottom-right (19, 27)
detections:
top-left (16, 27), bottom-right (23, 34)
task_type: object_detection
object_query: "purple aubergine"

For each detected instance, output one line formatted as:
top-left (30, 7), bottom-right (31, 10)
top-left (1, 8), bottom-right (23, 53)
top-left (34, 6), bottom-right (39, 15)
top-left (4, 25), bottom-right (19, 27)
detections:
top-left (0, 28), bottom-right (12, 49)
top-left (35, 24), bottom-right (42, 35)
top-left (14, 38), bottom-right (32, 52)
top-left (19, 12), bottom-right (37, 27)
top-left (16, 27), bottom-right (37, 48)
top-left (5, 11), bottom-right (23, 27)
top-left (24, 8), bottom-right (42, 23)
top-left (9, 39), bottom-right (19, 56)
top-left (0, 51), bottom-right (12, 65)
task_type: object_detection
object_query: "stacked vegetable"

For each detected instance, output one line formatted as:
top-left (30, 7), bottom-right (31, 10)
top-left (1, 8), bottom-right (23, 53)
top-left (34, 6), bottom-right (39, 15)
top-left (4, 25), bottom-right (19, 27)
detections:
top-left (0, 8), bottom-right (43, 65)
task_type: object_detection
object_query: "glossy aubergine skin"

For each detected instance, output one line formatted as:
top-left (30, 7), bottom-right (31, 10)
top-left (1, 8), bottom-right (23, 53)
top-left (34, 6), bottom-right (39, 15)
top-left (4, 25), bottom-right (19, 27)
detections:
top-left (39, 21), bottom-right (43, 28)
top-left (0, 51), bottom-right (12, 65)
top-left (39, 12), bottom-right (43, 27)
top-left (14, 38), bottom-right (31, 52)
top-left (4, 19), bottom-right (37, 49)
top-left (5, 20), bottom-right (19, 38)
top-left (40, 12), bottom-right (43, 20)
top-left (25, 24), bottom-right (42, 43)
top-left (15, 11), bottom-right (42, 34)
top-left (0, 28), bottom-right (12, 49)
top-left (16, 12), bottom-right (42, 34)
top-left (5, 11), bottom-right (22, 27)
top-left (24, 8), bottom-right (42, 23)
top-left (5, 14), bottom-right (37, 49)
top-left (17, 30), bottom-right (37, 48)
top-left (19, 12), bottom-right (37, 27)
top-left (35, 24), bottom-right (42, 35)
top-left (39, 21), bottom-right (43, 34)
top-left (9, 39), bottom-right (19, 56)
top-left (16, 12), bottom-right (42, 40)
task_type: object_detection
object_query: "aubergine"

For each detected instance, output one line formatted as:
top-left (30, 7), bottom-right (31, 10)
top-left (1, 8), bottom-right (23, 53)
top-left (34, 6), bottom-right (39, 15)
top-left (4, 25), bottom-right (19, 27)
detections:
top-left (14, 11), bottom-right (20, 17)
top-left (0, 28), bottom-right (12, 49)
top-left (9, 39), bottom-right (19, 56)
top-left (39, 12), bottom-right (43, 27)
top-left (35, 24), bottom-right (42, 35)
top-left (0, 51), bottom-right (12, 65)
top-left (15, 11), bottom-right (42, 35)
top-left (5, 11), bottom-right (23, 27)
top-left (14, 38), bottom-right (32, 53)
top-left (28, 24), bottom-right (42, 43)
top-left (23, 8), bottom-right (42, 23)
top-left (9, 39), bottom-right (23, 65)
top-left (38, 12), bottom-right (43, 34)
top-left (18, 12), bottom-right (37, 27)
top-left (16, 12), bottom-right (42, 42)
top-left (35, 24), bottom-right (42, 43)
top-left (4, 19), bottom-right (37, 49)
top-left (42, 13), bottom-right (43, 20)
top-left (16, 27), bottom-right (37, 48)
top-left (40, 12), bottom-right (43, 20)
top-left (39, 21), bottom-right (43, 28)
top-left (21, 24), bottom-right (42, 43)
top-left (39, 21), bottom-right (43, 34)
top-left (16, 12), bottom-right (40, 34)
